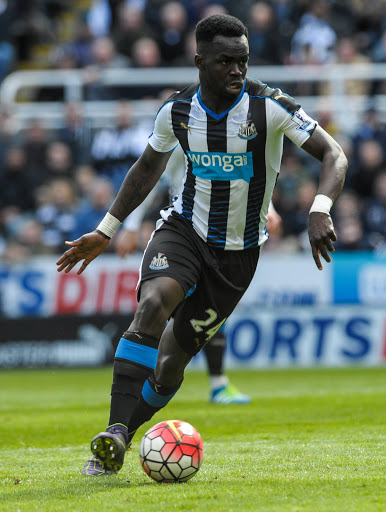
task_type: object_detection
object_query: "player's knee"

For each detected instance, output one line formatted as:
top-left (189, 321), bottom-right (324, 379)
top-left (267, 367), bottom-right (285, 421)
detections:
top-left (133, 293), bottom-right (171, 335)
top-left (134, 278), bottom-right (184, 332)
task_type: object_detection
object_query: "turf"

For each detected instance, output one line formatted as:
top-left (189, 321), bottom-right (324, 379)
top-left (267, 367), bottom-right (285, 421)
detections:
top-left (0, 367), bottom-right (384, 511)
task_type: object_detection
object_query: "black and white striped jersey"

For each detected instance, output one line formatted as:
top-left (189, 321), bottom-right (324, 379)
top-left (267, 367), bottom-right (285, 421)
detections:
top-left (148, 78), bottom-right (317, 250)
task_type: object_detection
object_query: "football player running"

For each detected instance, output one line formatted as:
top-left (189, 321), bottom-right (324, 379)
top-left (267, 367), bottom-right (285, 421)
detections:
top-left (57, 14), bottom-right (347, 475)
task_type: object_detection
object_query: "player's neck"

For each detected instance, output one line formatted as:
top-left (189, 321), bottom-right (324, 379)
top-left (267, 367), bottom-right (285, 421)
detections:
top-left (199, 86), bottom-right (238, 115)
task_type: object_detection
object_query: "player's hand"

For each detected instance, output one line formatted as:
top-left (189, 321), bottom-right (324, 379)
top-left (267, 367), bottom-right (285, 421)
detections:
top-left (308, 212), bottom-right (337, 271)
top-left (56, 231), bottom-right (110, 275)
top-left (115, 229), bottom-right (138, 257)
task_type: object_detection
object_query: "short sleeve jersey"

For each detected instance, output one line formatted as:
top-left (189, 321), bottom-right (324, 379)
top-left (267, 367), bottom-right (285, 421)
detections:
top-left (148, 78), bottom-right (317, 250)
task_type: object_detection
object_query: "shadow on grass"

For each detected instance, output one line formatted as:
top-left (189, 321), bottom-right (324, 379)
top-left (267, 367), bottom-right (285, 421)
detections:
top-left (1, 475), bottom-right (156, 504)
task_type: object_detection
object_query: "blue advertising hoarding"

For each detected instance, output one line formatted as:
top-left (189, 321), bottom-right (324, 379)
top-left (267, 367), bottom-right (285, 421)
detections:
top-left (333, 252), bottom-right (386, 305)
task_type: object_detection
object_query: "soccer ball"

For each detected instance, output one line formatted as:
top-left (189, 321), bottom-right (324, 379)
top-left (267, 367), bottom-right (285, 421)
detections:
top-left (139, 420), bottom-right (203, 483)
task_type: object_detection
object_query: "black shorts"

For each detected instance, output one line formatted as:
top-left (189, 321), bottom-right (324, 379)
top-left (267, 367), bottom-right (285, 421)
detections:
top-left (139, 213), bottom-right (260, 355)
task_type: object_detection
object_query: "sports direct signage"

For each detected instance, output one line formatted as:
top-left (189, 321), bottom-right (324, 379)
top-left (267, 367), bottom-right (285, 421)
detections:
top-left (0, 253), bottom-right (385, 315)
top-left (189, 306), bottom-right (386, 368)
top-left (0, 255), bottom-right (142, 318)
top-left (333, 252), bottom-right (386, 305)
top-left (0, 253), bottom-right (385, 367)
top-left (0, 253), bottom-right (330, 317)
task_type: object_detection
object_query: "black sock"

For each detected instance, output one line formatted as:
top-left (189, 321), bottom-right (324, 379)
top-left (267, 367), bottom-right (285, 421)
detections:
top-left (108, 332), bottom-right (159, 428)
top-left (203, 331), bottom-right (226, 376)
top-left (108, 376), bottom-right (145, 427)
top-left (126, 375), bottom-right (182, 443)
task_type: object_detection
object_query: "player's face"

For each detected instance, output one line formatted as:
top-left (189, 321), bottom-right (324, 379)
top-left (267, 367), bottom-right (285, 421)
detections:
top-left (196, 35), bottom-right (249, 108)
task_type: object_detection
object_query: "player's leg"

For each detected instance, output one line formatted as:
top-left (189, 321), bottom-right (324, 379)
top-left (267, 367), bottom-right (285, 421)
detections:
top-left (203, 324), bottom-right (251, 404)
top-left (83, 276), bottom-right (185, 475)
top-left (107, 244), bottom-right (259, 471)
top-left (124, 316), bottom-right (194, 444)
top-left (84, 219), bottom-right (201, 475)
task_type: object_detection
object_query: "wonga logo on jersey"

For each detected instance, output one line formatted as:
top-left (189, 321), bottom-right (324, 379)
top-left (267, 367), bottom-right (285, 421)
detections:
top-left (186, 151), bottom-right (254, 182)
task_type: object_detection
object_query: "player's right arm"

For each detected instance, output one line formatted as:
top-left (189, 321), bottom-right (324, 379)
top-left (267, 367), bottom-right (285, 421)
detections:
top-left (109, 144), bottom-right (172, 221)
top-left (56, 145), bottom-right (172, 274)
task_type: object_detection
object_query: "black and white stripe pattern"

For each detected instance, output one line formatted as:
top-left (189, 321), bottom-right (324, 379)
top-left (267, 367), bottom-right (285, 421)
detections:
top-left (149, 78), bottom-right (316, 250)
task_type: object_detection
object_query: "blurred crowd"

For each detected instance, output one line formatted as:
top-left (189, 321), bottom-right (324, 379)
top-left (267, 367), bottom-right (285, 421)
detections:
top-left (0, 0), bottom-right (385, 263)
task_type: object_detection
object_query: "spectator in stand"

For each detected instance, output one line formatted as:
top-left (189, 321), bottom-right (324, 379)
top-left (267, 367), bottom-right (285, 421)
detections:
top-left (45, 140), bottom-right (74, 181)
top-left (155, 1), bottom-right (188, 66)
top-left (332, 189), bottom-right (363, 225)
top-left (263, 197), bottom-right (299, 254)
top-left (289, 179), bottom-right (318, 244)
top-left (54, 16), bottom-right (95, 69)
top-left (332, 178), bottom-right (377, 252)
top-left (290, 0), bottom-right (337, 65)
top-left (351, 108), bottom-right (386, 160)
top-left (88, 34), bottom-right (130, 69)
top-left (363, 171), bottom-right (386, 251)
top-left (114, 3), bottom-right (152, 60)
top-left (270, 0), bottom-right (298, 34)
top-left (90, 100), bottom-right (150, 191)
top-left (349, 0), bottom-right (385, 56)
top-left (10, 0), bottom-right (54, 61)
top-left (36, 177), bottom-right (78, 253)
top-left (0, 238), bottom-right (29, 264)
top-left (331, 190), bottom-right (365, 252)
top-left (274, 152), bottom-right (308, 227)
top-left (247, 2), bottom-right (283, 65)
top-left (87, 0), bottom-right (137, 39)
top-left (131, 36), bottom-right (162, 68)
top-left (334, 216), bottom-right (371, 251)
top-left (87, 0), bottom-right (114, 38)
top-left (0, 217), bottom-right (49, 263)
top-left (57, 102), bottom-right (93, 166)
top-left (172, 29), bottom-right (197, 67)
top-left (83, 36), bottom-right (130, 100)
top-left (21, 119), bottom-right (50, 187)
top-left (70, 176), bottom-right (115, 243)
top-left (15, 218), bottom-right (46, 254)
top-left (324, 37), bottom-right (371, 97)
top-left (316, 109), bottom-right (339, 138)
top-left (352, 139), bottom-right (385, 199)
top-left (0, 146), bottom-right (36, 212)
top-left (0, 107), bottom-right (20, 170)
top-left (143, 0), bottom-right (169, 30)
top-left (74, 164), bottom-right (98, 203)
top-left (171, 3), bottom-right (229, 68)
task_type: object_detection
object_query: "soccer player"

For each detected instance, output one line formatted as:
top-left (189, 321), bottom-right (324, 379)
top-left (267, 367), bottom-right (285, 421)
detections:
top-left (56, 14), bottom-right (347, 476)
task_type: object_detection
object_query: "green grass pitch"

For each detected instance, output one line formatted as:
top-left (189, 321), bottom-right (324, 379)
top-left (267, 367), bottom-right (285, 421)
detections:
top-left (0, 366), bottom-right (385, 511)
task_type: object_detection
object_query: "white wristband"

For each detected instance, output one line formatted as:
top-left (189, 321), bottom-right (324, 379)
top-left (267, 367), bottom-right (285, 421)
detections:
top-left (309, 194), bottom-right (333, 215)
top-left (97, 212), bottom-right (122, 238)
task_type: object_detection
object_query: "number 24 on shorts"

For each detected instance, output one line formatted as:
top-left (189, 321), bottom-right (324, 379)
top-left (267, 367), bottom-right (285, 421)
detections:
top-left (190, 309), bottom-right (227, 342)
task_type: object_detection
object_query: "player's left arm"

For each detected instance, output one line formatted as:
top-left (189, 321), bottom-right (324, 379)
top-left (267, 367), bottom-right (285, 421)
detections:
top-left (301, 125), bottom-right (348, 270)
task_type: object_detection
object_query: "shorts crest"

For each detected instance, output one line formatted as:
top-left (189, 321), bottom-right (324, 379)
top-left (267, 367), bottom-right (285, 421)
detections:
top-left (149, 252), bottom-right (169, 270)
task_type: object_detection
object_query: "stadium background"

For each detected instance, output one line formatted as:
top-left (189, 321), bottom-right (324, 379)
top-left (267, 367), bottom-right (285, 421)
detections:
top-left (0, 0), bottom-right (385, 369)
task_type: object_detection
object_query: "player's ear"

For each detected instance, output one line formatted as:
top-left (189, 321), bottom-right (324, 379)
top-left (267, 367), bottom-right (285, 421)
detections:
top-left (195, 53), bottom-right (205, 70)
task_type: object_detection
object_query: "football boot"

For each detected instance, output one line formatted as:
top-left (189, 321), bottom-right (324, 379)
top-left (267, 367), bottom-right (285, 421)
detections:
top-left (84, 424), bottom-right (129, 474)
top-left (210, 383), bottom-right (251, 404)
top-left (82, 455), bottom-right (116, 476)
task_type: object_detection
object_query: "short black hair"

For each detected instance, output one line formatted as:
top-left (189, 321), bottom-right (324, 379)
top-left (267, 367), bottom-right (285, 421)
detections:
top-left (196, 14), bottom-right (248, 53)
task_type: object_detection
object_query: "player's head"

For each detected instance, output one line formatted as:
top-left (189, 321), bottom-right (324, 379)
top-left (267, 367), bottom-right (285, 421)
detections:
top-left (195, 14), bottom-right (248, 55)
top-left (195, 15), bottom-right (249, 102)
